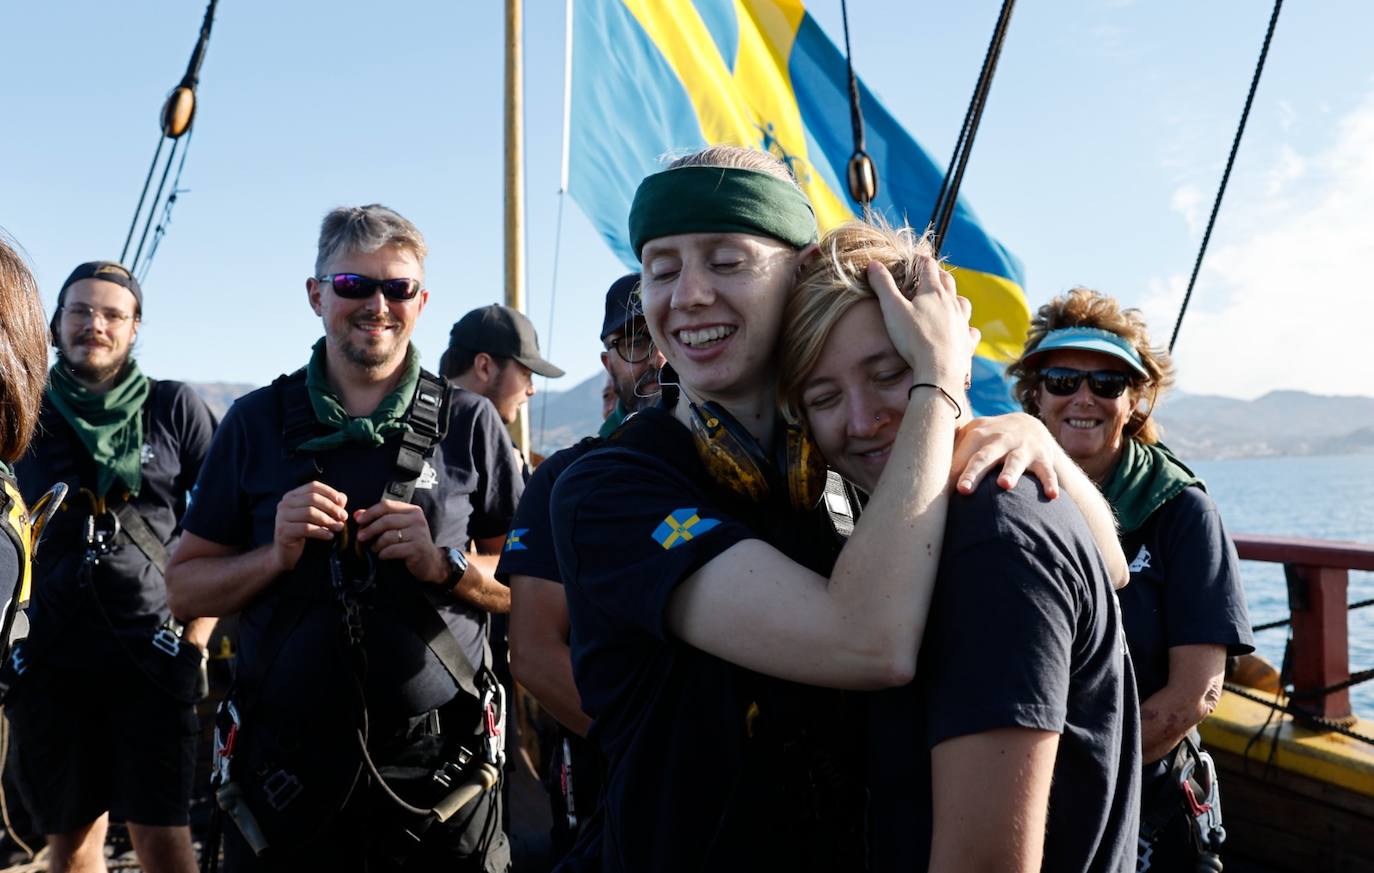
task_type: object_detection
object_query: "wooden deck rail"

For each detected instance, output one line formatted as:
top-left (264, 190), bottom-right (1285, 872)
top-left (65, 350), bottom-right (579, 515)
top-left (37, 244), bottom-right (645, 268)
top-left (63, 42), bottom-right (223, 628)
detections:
top-left (1232, 533), bottom-right (1374, 720)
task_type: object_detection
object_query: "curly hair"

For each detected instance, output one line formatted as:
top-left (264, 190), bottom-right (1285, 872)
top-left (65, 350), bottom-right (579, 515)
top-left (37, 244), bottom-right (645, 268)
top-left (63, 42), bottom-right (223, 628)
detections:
top-left (779, 217), bottom-right (938, 423)
top-left (1008, 288), bottom-right (1174, 444)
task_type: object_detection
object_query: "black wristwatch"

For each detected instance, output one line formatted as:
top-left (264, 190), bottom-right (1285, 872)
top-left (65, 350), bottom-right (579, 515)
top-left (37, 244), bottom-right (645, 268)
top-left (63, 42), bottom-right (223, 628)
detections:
top-left (442, 546), bottom-right (469, 587)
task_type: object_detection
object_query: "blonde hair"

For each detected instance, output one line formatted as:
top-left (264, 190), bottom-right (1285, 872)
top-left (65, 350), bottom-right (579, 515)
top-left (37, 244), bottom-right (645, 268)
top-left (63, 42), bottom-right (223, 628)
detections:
top-left (667, 145), bottom-right (798, 183)
top-left (779, 218), bottom-right (937, 422)
top-left (1008, 288), bottom-right (1174, 444)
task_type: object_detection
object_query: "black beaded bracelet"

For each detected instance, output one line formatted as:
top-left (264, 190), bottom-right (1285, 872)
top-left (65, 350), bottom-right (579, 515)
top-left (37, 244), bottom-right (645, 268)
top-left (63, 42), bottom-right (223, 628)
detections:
top-left (907, 382), bottom-right (962, 419)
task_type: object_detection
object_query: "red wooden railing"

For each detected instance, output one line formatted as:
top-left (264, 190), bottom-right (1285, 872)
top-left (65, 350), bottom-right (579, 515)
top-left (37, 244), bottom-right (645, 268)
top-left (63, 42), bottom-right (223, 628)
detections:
top-left (1233, 534), bottom-right (1374, 721)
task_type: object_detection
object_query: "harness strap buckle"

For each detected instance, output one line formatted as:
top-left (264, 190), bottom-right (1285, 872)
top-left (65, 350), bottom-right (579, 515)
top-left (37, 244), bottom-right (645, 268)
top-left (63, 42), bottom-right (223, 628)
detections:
top-left (263, 769), bottom-right (304, 812)
top-left (151, 626), bottom-right (181, 657)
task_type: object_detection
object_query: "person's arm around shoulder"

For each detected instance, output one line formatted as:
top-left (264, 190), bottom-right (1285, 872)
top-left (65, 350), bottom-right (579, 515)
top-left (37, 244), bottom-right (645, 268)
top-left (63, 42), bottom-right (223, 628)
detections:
top-left (665, 258), bottom-right (971, 689)
top-left (509, 574), bottom-right (591, 736)
top-left (929, 727), bottom-right (1060, 873)
top-left (952, 414), bottom-right (1129, 588)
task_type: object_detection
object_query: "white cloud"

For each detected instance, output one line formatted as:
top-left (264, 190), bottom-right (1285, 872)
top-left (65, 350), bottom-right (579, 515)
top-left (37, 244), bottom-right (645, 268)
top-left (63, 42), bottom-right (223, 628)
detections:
top-left (1264, 144), bottom-right (1306, 195)
top-left (1146, 92), bottom-right (1374, 399)
top-left (1170, 184), bottom-right (1205, 238)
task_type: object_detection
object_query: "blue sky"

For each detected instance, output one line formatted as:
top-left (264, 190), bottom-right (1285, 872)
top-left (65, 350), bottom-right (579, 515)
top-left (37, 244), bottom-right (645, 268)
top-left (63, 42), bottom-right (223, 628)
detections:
top-left (3, 0), bottom-right (1371, 407)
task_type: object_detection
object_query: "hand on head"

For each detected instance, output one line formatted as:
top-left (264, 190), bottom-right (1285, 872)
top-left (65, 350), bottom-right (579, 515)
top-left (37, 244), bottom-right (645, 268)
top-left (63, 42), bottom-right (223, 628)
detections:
top-left (867, 257), bottom-right (977, 393)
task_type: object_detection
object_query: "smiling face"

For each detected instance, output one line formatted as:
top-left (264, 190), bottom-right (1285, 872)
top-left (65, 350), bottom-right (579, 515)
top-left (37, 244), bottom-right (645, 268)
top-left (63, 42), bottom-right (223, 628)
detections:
top-left (800, 300), bottom-right (913, 493)
top-left (308, 243), bottom-right (427, 374)
top-left (640, 232), bottom-right (800, 404)
top-left (1036, 348), bottom-right (1137, 481)
top-left (57, 278), bottom-right (140, 385)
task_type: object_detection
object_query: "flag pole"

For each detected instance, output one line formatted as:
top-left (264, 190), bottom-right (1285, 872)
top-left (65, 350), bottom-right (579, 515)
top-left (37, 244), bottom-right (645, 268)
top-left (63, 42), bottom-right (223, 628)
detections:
top-left (504, 0), bottom-right (529, 458)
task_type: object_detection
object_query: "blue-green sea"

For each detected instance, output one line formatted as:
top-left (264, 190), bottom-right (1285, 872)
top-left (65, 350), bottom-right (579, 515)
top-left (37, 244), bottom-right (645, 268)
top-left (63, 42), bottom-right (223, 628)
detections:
top-left (1190, 453), bottom-right (1374, 716)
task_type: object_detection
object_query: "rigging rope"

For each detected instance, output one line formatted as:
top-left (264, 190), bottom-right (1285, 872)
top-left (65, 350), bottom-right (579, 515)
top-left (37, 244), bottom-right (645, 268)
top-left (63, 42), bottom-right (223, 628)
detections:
top-left (838, 0), bottom-right (875, 205)
top-left (136, 129), bottom-right (196, 285)
top-left (928, 0), bottom-right (1016, 252)
top-left (1224, 681), bottom-right (1374, 747)
top-left (1167, 0), bottom-right (1284, 353)
top-left (1250, 595), bottom-right (1373, 633)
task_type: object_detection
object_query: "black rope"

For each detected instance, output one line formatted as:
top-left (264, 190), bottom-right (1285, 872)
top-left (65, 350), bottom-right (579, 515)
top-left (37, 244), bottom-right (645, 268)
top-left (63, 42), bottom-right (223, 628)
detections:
top-left (136, 127), bottom-right (196, 285)
top-left (839, 0), bottom-right (875, 205)
top-left (840, 1), bottom-right (864, 156)
top-left (1250, 595), bottom-right (1374, 633)
top-left (1168, 0), bottom-right (1284, 353)
top-left (928, 0), bottom-right (1015, 251)
top-left (1289, 667), bottom-right (1374, 700)
top-left (1224, 681), bottom-right (1374, 747)
top-left (130, 137), bottom-right (183, 273)
top-left (120, 135), bottom-right (166, 265)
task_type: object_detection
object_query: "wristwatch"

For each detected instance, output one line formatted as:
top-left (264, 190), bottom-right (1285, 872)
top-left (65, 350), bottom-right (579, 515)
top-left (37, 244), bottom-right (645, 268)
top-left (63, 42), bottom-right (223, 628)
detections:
top-left (442, 546), bottom-right (469, 587)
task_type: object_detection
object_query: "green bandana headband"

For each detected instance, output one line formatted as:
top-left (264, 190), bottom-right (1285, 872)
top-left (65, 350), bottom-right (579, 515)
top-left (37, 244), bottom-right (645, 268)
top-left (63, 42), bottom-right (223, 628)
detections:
top-left (628, 165), bottom-right (819, 259)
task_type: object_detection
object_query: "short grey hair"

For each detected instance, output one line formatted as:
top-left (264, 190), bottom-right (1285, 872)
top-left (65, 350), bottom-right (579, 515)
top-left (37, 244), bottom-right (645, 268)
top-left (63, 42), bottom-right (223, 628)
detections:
top-left (314, 204), bottom-right (428, 276)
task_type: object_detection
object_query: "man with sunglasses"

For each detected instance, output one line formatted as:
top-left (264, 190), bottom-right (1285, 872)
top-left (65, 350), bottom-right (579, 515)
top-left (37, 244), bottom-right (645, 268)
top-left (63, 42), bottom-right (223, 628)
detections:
top-left (442, 304), bottom-right (564, 427)
top-left (8, 260), bottom-right (217, 873)
top-left (167, 205), bottom-right (522, 872)
top-left (1010, 294), bottom-right (1253, 870)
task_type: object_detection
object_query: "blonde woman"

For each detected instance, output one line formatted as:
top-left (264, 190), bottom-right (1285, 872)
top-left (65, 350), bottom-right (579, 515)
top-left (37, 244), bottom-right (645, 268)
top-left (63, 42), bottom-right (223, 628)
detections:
top-left (779, 218), bottom-right (1140, 873)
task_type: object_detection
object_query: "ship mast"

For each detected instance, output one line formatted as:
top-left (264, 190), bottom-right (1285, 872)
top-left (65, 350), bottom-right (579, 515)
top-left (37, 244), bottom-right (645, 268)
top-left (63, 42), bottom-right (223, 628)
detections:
top-left (504, 0), bottom-right (529, 459)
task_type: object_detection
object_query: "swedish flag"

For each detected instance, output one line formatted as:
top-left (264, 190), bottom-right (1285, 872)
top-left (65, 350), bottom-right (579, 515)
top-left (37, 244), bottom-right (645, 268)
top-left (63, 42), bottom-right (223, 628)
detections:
top-left (504, 528), bottom-right (529, 552)
top-left (652, 508), bottom-right (721, 550)
top-left (569, 0), bottom-right (1029, 413)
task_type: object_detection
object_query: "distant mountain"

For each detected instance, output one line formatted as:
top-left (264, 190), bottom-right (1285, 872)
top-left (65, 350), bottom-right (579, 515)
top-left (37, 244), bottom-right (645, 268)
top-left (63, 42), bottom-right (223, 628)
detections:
top-left (195, 379), bottom-right (1371, 462)
top-left (1154, 390), bottom-right (1374, 460)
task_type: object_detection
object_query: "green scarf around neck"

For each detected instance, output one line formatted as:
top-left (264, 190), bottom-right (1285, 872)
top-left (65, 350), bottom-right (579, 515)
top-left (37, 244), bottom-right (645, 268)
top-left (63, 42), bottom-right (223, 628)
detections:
top-left (47, 360), bottom-right (150, 497)
top-left (297, 338), bottom-right (421, 453)
top-left (1101, 439), bottom-right (1203, 534)
top-left (598, 400), bottom-right (628, 438)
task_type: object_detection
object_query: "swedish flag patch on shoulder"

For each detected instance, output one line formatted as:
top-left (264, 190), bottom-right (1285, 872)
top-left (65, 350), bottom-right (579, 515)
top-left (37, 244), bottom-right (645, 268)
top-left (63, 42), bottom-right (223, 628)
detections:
top-left (504, 528), bottom-right (529, 552)
top-left (652, 509), bottom-right (720, 550)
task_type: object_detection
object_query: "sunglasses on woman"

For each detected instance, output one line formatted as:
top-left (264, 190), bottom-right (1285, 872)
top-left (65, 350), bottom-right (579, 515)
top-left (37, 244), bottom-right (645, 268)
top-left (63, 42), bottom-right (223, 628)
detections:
top-left (1039, 367), bottom-right (1136, 399)
top-left (317, 273), bottom-right (422, 301)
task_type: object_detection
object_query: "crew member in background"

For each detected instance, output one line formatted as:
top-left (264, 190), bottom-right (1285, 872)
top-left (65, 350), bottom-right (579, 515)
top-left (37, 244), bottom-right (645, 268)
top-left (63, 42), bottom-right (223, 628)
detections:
top-left (9, 260), bottom-right (217, 873)
top-left (599, 374), bottom-right (615, 421)
top-left (166, 205), bottom-right (523, 872)
top-left (595, 274), bottom-right (662, 437)
top-left (500, 274), bottom-right (665, 858)
top-left (1009, 288), bottom-right (1254, 871)
top-left (440, 304), bottom-right (564, 426)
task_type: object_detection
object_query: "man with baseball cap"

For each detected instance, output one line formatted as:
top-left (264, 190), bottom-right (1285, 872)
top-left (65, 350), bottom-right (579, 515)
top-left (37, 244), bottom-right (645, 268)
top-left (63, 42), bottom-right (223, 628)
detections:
top-left (596, 274), bottom-right (665, 437)
top-left (441, 304), bottom-right (564, 425)
top-left (9, 260), bottom-right (217, 873)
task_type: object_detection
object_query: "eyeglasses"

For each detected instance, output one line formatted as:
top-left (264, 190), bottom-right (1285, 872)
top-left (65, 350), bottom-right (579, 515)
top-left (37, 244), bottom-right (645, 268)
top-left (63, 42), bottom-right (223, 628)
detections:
top-left (62, 303), bottom-right (135, 326)
top-left (1039, 367), bottom-right (1136, 399)
top-left (607, 331), bottom-right (655, 364)
top-left (317, 273), bottom-right (422, 301)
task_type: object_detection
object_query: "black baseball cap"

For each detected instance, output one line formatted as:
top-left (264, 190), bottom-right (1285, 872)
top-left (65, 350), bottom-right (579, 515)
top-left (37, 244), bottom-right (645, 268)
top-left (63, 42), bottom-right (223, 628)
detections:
top-left (601, 273), bottom-right (643, 341)
top-left (448, 304), bottom-right (564, 378)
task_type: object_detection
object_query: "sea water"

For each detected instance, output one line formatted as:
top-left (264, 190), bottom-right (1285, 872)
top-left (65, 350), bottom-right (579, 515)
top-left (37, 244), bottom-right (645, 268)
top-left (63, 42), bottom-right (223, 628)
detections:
top-left (1191, 453), bottom-right (1374, 716)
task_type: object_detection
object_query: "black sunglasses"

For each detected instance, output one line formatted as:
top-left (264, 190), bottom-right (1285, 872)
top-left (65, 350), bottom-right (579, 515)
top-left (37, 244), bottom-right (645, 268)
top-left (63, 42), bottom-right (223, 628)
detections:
top-left (1039, 367), bottom-right (1136, 399)
top-left (317, 273), bottom-right (422, 301)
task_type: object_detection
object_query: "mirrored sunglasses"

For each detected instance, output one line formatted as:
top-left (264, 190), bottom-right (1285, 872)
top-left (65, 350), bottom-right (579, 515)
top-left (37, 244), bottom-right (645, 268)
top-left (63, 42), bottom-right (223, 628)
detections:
top-left (1039, 367), bottom-right (1135, 399)
top-left (318, 273), bottom-right (422, 301)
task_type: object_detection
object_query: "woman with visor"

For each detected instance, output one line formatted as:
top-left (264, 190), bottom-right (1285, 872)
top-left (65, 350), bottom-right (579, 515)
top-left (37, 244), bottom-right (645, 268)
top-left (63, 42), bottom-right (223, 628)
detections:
top-left (1009, 289), bottom-right (1254, 870)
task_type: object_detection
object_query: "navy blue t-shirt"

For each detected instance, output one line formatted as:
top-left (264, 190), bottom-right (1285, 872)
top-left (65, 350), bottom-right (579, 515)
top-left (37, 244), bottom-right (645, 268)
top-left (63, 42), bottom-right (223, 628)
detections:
top-left (550, 406), bottom-right (861, 872)
top-left (496, 438), bottom-right (598, 585)
top-left (867, 476), bottom-right (1142, 873)
top-left (16, 380), bottom-right (215, 665)
top-left (1117, 484), bottom-right (1254, 701)
top-left (182, 378), bottom-right (523, 717)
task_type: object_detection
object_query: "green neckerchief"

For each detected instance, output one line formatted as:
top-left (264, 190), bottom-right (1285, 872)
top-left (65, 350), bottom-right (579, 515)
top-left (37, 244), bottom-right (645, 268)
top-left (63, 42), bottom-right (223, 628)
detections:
top-left (598, 400), bottom-right (628, 438)
top-left (1101, 439), bottom-right (1204, 534)
top-left (297, 338), bottom-right (421, 453)
top-left (47, 360), bottom-right (150, 497)
top-left (0, 460), bottom-right (14, 482)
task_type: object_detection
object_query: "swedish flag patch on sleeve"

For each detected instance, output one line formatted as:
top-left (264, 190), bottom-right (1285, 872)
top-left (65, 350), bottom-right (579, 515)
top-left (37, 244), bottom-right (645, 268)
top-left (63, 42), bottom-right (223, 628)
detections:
top-left (504, 528), bottom-right (529, 552)
top-left (652, 509), bottom-right (720, 551)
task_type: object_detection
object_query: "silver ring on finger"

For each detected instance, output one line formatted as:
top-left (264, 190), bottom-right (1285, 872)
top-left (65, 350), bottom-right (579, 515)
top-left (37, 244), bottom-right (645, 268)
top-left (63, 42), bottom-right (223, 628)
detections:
top-left (396, 530), bottom-right (406, 543)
